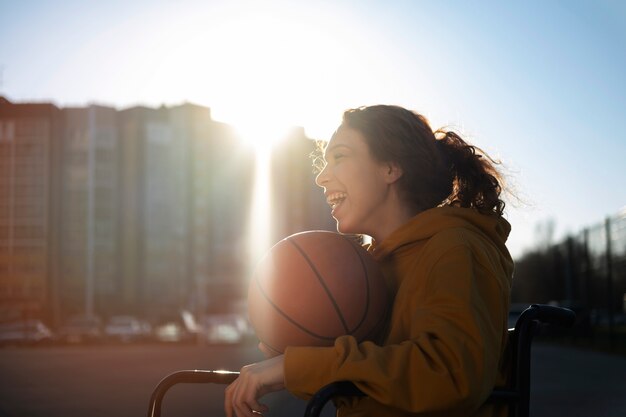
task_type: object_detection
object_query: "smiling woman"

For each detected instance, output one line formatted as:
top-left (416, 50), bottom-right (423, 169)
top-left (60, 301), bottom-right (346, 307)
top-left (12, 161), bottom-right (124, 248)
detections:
top-left (224, 105), bottom-right (515, 417)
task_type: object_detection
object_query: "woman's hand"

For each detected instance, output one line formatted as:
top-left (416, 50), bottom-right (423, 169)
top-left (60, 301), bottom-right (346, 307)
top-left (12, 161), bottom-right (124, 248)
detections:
top-left (225, 354), bottom-right (285, 417)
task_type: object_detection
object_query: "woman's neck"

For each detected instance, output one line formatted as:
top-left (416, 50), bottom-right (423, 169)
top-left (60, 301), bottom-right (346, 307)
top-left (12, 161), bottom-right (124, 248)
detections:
top-left (370, 201), bottom-right (418, 243)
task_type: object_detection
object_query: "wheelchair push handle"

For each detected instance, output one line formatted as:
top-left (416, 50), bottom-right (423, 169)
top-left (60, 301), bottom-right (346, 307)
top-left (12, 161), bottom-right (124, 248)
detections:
top-left (147, 370), bottom-right (239, 417)
top-left (526, 304), bottom-right (576, 327)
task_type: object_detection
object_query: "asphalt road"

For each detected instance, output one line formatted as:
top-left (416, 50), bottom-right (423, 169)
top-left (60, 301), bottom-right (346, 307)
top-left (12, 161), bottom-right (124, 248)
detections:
top-left (0, 342), bottom-right (625, 417)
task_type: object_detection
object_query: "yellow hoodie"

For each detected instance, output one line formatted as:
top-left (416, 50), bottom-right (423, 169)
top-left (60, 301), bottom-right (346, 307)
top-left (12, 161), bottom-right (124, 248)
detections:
top-left (284, 206), bottom-right (514, 416)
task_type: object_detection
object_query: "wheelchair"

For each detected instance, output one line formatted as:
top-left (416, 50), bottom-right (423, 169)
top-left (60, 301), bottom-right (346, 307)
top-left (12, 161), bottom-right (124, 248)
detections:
top-left (147, 304), bottom-right (576, 417)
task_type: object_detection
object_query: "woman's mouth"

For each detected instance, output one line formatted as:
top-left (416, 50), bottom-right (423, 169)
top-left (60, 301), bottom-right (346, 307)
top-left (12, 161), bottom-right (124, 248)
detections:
top-left (326, 192), bottom-right (347, 211)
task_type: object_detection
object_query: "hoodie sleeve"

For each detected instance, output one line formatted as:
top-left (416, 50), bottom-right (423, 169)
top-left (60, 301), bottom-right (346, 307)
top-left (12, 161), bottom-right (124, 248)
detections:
top-left (283, 243), bottom-right (508, 414)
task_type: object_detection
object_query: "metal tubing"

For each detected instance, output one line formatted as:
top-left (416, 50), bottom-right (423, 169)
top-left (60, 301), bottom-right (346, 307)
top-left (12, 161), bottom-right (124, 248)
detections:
top-left (147, 370), bottom-right (239, 417)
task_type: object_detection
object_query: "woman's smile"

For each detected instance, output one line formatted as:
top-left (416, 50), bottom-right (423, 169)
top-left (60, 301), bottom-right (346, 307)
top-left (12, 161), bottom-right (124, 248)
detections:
top-left (315, 126), bottom-right (405, 240)
top-left (326, 191), bottom-right (348, 214)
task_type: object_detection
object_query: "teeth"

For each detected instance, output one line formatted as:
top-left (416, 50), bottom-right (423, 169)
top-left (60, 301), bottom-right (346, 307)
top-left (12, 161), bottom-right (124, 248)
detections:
top-left (326, 192), bottom-right (347, 208)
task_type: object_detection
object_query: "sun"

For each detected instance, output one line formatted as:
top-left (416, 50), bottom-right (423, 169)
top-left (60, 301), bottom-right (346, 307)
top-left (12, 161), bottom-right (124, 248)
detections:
top-left (144, 6), bottom-right (361, 142)
top-left (232, 118), bottom-right (291, 153)
top-left (137, 5), bottom-right (379, 272)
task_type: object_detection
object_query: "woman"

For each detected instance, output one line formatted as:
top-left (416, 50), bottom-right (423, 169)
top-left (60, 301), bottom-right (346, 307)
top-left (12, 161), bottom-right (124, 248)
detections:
top-left (225, 105), bottom-right (514, 417)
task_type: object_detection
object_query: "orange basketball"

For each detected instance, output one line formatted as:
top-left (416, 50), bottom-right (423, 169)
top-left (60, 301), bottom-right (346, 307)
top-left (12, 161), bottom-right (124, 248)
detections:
top-left (248, 230), bottom-right (390, 356)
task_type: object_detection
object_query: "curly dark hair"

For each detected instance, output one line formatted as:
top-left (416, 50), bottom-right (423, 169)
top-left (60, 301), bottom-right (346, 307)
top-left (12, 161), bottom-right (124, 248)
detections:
top-left (321, 105), bottom-right (506, 216)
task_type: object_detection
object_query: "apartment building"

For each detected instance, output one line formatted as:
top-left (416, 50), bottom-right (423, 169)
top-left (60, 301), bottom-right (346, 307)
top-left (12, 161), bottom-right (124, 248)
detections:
top-left (59, 105), bottom-right (118, 319)
top-left (170, 104), bottom-right (262, 312)
top-left (0, 97), bottom-right (63, 323)
top-left (1, 97), bottom-right (336, 322)
top-left (117, 106), bottom-right (184, 317)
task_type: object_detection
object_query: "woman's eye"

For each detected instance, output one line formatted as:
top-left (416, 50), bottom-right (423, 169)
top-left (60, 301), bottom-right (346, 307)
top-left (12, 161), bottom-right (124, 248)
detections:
top-left (333, 153), bottom-right (345, 160)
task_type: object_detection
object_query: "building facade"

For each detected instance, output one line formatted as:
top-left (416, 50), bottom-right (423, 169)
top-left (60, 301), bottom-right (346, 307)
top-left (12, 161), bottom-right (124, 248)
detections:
top-left (0, 97), bottom-right (335, 325)
top-left (0, 98), bottom-right (63, 323)
top-left (59, 106), bottom-right (118, 319)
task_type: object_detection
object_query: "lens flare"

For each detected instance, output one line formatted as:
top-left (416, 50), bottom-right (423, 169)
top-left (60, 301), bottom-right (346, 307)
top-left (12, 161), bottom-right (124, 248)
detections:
top-left (248, 145), bottom-right (272, 269)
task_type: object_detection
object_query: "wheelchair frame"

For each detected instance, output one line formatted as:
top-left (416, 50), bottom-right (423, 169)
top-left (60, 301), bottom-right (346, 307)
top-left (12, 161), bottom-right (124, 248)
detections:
top-left (147, 304), bottom-right (575, 417)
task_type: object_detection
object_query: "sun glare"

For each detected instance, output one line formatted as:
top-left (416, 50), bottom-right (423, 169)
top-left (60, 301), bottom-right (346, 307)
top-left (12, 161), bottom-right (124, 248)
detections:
top-left (141, 6), bottom-right (366, 142)
top-left (233, 119), bottom-right (290, 152)
top-left (232, 119), bottom-right (289, 272)
top-left (247, 144), bottom-right (272, 272)
top-left (135, 5), bottom-right (388, 274)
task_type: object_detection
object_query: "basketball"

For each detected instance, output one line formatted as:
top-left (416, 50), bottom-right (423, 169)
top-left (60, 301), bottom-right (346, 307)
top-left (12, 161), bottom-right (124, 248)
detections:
top-left (248, 230), bottom-right (390, 356)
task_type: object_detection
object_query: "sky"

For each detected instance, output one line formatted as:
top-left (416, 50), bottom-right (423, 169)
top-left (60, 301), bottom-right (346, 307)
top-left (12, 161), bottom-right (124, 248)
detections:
top-left (1, 0), bottom-right (625, 258)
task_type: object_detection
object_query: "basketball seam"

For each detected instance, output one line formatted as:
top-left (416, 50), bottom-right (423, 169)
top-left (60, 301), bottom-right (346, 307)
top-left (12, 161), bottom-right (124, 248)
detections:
top-left (254, 268), bottom-right (337, 341)
top-left (287, 237), bottom-right (351, 334)
top-left (340, 236), bottom-right (371, 334)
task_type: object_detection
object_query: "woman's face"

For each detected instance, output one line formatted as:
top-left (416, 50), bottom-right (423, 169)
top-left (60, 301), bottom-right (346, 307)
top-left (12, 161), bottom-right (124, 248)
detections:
top-left (315, 126), bottom-right (395, 238)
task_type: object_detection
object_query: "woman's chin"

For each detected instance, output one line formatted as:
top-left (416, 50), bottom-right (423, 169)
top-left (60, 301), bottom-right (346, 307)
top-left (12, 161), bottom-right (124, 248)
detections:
top-left (336, 219), bottom-right (357, 235)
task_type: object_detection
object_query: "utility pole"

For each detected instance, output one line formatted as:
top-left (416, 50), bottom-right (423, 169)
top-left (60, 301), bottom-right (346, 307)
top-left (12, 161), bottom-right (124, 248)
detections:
top-left (605, 217), bottom-right (615, 350)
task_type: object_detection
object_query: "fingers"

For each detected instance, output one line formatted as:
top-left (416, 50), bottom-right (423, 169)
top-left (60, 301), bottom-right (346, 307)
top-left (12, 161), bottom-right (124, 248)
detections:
top-left (224, 380), bottom-right (235, 417)
top-left (224, 356), bottom-right (285, 417)
top-left (224, 374), bottom-right (270, 417)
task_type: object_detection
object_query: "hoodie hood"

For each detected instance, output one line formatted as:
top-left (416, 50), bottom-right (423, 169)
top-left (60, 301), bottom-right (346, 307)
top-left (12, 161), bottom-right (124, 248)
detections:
top-left (371, 206), bottom-right (512, 262)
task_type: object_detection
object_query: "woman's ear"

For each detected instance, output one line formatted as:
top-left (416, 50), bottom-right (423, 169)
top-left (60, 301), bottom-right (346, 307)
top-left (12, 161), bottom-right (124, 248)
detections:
top-left (383, 162), bottom-right (403, 184)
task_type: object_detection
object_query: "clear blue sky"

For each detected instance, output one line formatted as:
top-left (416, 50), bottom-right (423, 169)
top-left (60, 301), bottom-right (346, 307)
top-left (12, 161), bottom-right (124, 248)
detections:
top-left (1, 0), bottom-right (625, 258)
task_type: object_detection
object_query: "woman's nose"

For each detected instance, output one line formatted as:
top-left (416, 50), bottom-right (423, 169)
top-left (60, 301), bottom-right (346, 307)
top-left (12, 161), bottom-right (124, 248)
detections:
top-left (315, 164), bottom-right (329, 188)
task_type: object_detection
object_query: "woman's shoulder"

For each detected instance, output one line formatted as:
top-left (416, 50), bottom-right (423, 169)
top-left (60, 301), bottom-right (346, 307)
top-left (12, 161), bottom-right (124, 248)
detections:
top-left (423, 223), bottom-right (513, 278)
top-left (424, 226), bottom-right (473, 250)
top-left (420, 225), bottom-right (501, 265)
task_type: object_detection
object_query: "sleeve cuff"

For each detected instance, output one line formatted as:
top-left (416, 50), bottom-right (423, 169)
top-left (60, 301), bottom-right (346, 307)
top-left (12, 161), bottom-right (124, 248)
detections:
top-left (284, 345), bottom-right (338, 398)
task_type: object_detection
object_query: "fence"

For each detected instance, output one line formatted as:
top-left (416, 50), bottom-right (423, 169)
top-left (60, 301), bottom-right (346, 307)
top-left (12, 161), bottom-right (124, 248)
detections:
top-left (512, 209), bottom-right (626, 350)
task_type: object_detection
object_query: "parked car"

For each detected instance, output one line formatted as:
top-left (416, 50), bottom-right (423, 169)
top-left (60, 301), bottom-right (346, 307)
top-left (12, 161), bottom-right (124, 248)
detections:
top-left (201, 313), bottom-right (254, 345)
top-left (151, 310), bottom-right (201, 344)
top-left (153, 321), bottom-right (194, 343)
top-left (56, 315), bottom-right (103, 344)
top-left (0, 319), bottom-right (54, 346)
top-left (104, 315), bottom-right (151, 343)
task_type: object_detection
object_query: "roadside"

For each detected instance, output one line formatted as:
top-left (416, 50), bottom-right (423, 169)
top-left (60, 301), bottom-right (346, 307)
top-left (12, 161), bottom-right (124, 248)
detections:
top-left (1, 343), bottom-right (625, 417)
top-left (531, 342), bottom-right (626, 417)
